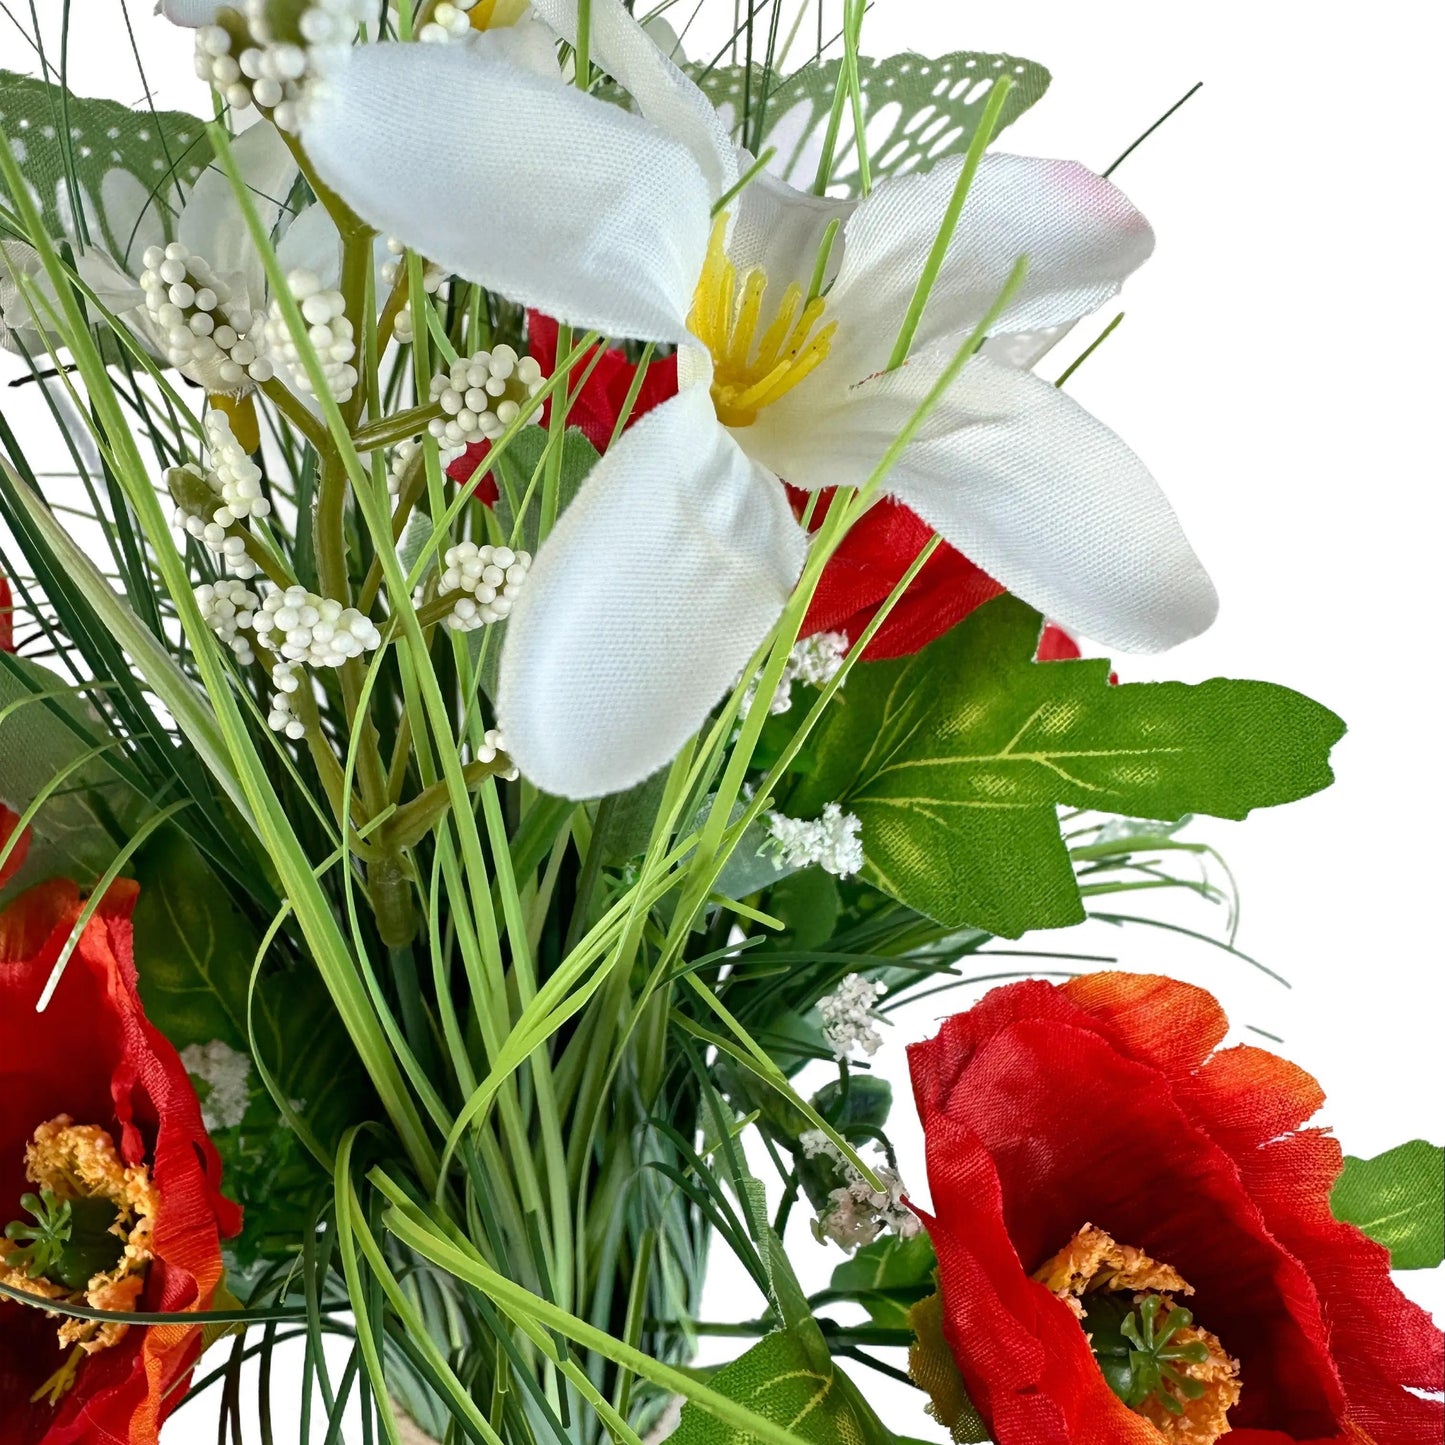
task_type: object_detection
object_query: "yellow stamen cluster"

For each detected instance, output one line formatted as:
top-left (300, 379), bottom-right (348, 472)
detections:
top-left (0, 1116), bottom-right (158, 1365)
top-left (1033, 1225), bottom-right (1242, 1445)
top-left (688, 213), bottom-right (839, 429)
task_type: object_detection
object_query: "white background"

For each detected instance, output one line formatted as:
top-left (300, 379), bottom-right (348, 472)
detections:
top-left (3, 1), bottom-right (1441, 1439)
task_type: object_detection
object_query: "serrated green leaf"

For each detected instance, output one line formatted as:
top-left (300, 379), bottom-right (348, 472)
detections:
top-left (786, 596), bottom-right (1345, 938)
top-left (828, 1233), bottom-right (937, 1329)
top-left (668, 1324), bottom-right (898, 1445)
top-left (1332, 1140), bottom-right (1444, 1270)
top-left (0, 68), bottom-right (209, 267)
top-left (677, 51), bottom-right (1048, 194)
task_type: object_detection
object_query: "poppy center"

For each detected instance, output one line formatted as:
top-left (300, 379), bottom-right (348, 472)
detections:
top-left (688, 212), bottom-right (838, 428)
top-left (0, 1116), bottom-right (159, 1402)
top-left (1033, 1224), bottom-right (1241, 1443)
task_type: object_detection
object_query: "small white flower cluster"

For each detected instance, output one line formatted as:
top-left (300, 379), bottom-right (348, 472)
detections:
top-left (418, 1), bottom-right (477, 43)
top-left (253, 585), bottom-right (381, 670)
top-left (174, 465), bottom-right (256, 580)
top-left (428, 346), bottom-right (544, 449)
top-left (381, 237), bottom-right (447, 344)
top-left (387, 437), bottom-right (421, 497)
top-left (180, 1039), bottom-right (253, 1131)
top-left (476, 726), bottom-right (519, 781)
top-left (765, 803), bottom-right (863, 878)
top-left (263, 269), bottom-right (357, 404)
top-left (800, 1131), bottom-right (919, 1252)
top-left (139, 242), bottom-right (273, 393)
top-left (818, 973), bottom-right (885, 1060)
top-left (172, 412), bottom-right (271, 580)
top-left (437, 542), bottom-right (531, 630)
top-left (741, 630), bottom-right (849, 717)
top-left (205, 410), bottom-right (271, 520)
top-left (194, 0), bottom-right (372, 132)
top-left (195, 579), bottom-right (261, 664)
top-left (252, 586), bottom-right (382, 738)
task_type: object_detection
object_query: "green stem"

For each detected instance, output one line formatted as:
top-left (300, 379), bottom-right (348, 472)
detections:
top-left (886, 75), bottom-right (1014, 370)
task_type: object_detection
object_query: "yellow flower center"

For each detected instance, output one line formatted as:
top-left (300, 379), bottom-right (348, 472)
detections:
top-left (468, 0), bottom-right (530, 29)
top-left (687, 213), bottom-right (839, 429)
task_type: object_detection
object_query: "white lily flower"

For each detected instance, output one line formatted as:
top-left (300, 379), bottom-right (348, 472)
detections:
top-left (300, 0), bottom-right (1217, 798)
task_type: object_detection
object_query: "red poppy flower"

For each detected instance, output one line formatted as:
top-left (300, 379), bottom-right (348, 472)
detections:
top-left (0, 805), bottom-right (29, 889)
top-left (0, 878), bottom-right (242, 1444)
top-left (1, 572), bottom-right (14, 653)
top-left (787, 487), bottom-right (1006, 659)
top-left (445, 311), bottom-right (679, 499)
top-left (907, 973), bottom-right (1443, 1445)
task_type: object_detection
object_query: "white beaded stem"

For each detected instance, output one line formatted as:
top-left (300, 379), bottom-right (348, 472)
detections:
top-left (264, 268), bottom-right (358, 404)
top-left (427, 346), bottom-right (544, 449)
top-left (195, 0), bottom-right (371, 132)
top-left (436, 542), bottom-right (532, 630)
top-left (139, 241), bottom-right (273, 393)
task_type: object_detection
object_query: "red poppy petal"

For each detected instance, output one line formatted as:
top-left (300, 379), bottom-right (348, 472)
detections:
top-left (0, 573), bottom-right (14, 653)
top-left (915, 1111), bottom-right (1159, 1445)
top-left (0, 804), bottom-right (31, 888)
top-left (1060, 972), bottom-right (1229, 1082)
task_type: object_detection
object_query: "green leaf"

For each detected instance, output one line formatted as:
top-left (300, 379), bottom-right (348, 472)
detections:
top-left (1331, 1141), bottom-right (1444, 1270)
top-left (650, 52), bottom-right (1049, 195)
top-left (786, 595), bottom-right (1345, 938)
top-left (129, 826), bottom-right (374, 1251)
top-left (492, 425), bottom-right (601, 553)
top-left (0, 68), bottom-right (210, 268)
top-left (668, 1325), bottom-right (898, 1445)
top-left (0, 652), bottom-right (145, 904)
top-left (828, 1233), bottom-right (937, 1328)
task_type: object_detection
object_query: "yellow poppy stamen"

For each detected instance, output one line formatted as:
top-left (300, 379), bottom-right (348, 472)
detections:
top-left (687, 212), bottom-right (839, 429)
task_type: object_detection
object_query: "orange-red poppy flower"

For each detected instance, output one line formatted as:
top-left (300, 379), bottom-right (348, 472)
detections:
top-left (1, 879), bottom-right (241, 1444)
top-left (907, 973), bottom-right (1443, 1444)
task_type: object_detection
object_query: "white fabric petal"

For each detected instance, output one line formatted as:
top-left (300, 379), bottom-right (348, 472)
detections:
top-left (726, 162), bottom-right (854, 297)
top-left (529, 0), bottom-right (736, 196)
top-left (826, 153), bottom-right (1154, 379)
top-left (498, 385), bottom-right (806, 797)
top-left (96, 169), bottom-right (168, 270)
top-left (301, 41), bottom-right (709, 344)
top-left (982, 322), bottom-right (1076, 372)
top-left (157, 0), bottom-right (223, 24)
top-left (180, 121), bottom-right (298, 306)
top-left (470, 11), bottom-right (565, 79)
top-left (744, 347), bottom-right (1216, 652)
top-left (275, 202), bottom-right (342, 288)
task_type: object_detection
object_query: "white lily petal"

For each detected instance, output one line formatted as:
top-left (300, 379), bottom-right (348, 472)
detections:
top-left (826, 154), bottom-right (1154, 378)
top-left (981, 322), bottom-right (1076, 372)
top-left (498, 385), bottom-right (806, 798)
top-left (275, 202), bottom-right (342, 288)
top-left (747, 347), bottom-right (1215, 652)
top-left (727, 162), bottom-right (854, 297)
top-left (472, 11), bottom-right (566, 79)
top-left (301, 41), bottom-right (710, 344)
top-left (97, 169), bottom-right (168, 270)
top-left (180, 121), bottom-right (298, 304)
top-left (157, 0), bottom-right (223, 24)
top-left (529, 0), bottom-right (736, 196)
